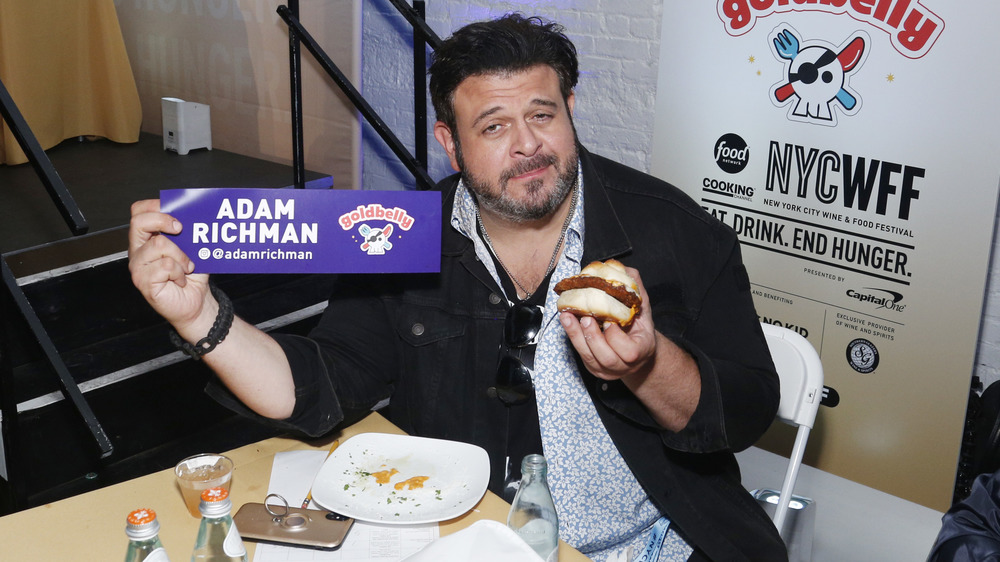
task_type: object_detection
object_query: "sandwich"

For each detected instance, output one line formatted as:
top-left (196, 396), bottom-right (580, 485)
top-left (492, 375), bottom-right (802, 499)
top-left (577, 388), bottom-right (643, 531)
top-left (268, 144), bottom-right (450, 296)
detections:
top-left (554, 259), bottom-right (641, 327)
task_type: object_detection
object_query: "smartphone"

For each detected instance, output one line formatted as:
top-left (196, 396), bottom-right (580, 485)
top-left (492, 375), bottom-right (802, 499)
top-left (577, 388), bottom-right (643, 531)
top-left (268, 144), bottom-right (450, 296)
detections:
top-left (233, 502), bottom-right (354, 550)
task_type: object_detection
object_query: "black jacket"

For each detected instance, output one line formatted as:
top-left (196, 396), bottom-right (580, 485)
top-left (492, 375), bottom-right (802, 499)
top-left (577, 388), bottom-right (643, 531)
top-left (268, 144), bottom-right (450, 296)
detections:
top-left (929, 469), bottom-right (1000, 561)
top-left (210, 146), bottom-right (786, 560)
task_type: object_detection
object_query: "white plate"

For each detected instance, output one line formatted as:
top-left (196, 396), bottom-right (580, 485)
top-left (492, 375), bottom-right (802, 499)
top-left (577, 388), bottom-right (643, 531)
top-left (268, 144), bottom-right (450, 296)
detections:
top-left (310, 433), bottom-right (490, 524)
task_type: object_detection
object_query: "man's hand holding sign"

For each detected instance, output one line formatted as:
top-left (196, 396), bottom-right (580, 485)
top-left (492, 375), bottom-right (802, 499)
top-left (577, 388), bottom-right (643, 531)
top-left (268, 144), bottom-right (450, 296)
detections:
top-left (128, 188), bottom-right (442, 420)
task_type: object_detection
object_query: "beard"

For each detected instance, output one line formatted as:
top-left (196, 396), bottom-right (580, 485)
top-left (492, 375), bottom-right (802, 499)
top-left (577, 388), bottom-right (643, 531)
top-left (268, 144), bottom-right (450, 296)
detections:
top-left (457, 139), bottom-right (579, 224)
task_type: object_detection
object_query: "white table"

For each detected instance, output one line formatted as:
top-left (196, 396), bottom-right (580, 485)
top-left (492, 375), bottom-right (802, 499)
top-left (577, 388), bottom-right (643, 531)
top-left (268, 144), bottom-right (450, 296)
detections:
top-left (0, 413), bottom-right (588, 561)
top-left (738, 447), bottom-right (945, 561)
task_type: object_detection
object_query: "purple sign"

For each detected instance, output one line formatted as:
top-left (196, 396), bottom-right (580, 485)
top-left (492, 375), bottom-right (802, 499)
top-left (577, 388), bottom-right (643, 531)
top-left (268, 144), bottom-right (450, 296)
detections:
top-left (161, 188), bottom-right (441, 274)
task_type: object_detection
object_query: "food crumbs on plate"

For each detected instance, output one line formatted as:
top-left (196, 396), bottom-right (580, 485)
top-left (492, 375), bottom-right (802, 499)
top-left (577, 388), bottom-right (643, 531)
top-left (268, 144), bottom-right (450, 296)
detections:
top-left (371, 468), bottom-right (399, 484)
top-left (394, 476), bottom-right (429, 491)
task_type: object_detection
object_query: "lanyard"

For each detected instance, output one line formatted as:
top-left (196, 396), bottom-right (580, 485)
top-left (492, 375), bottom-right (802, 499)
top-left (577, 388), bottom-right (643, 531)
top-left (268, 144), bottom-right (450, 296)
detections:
top-left (633, 516), bottom-right (670, 562)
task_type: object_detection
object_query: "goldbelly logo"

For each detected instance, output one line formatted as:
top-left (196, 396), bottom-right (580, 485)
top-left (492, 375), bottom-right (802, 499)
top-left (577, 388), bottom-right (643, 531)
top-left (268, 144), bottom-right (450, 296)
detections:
top-left (339, 204), bottom-right (417, 257)
top-left (769, 27), bottom-right (868, 126)
top-left (717, 0), bottom-right (945, 59)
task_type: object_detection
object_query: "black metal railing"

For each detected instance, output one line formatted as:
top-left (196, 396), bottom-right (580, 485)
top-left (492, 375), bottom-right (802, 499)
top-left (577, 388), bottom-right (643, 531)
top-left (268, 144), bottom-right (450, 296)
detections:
top-left (1, 75), bottom-right (111, 506)
top-left (0, 79), bottom-right (88, 234)
top-left (278, 0), bottom-right (441, 191)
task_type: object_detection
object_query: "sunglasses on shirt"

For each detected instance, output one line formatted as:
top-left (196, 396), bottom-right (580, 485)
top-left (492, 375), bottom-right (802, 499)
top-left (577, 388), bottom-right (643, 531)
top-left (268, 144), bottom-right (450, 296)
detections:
top-left (487, 303), bottom-right (543, 406)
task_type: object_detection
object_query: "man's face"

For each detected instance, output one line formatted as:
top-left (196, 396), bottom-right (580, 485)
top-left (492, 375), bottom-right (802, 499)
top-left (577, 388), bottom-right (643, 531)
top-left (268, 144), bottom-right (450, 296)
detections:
top-left (434, 65), bottom-right (579, 223)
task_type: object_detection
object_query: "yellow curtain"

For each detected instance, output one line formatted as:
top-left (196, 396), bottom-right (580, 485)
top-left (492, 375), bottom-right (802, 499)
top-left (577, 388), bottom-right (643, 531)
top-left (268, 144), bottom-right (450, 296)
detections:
top-left (0, 0), bottom-right (142, 165)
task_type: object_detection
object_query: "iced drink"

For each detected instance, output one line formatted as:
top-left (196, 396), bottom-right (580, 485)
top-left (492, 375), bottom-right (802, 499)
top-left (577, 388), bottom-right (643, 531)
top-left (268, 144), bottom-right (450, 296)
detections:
top-left (175, 454), bottom-right (233, 517)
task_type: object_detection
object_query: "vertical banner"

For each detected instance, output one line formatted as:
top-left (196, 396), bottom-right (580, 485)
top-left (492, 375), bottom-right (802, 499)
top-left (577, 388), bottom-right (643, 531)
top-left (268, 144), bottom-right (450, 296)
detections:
top-left (652, 2), bottom-right (1000, 510)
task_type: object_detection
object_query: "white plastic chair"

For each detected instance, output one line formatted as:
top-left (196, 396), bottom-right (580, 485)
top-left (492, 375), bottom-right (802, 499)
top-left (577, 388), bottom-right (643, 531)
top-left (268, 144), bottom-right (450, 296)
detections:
top-left (760, 323), bottom-right (825, 538)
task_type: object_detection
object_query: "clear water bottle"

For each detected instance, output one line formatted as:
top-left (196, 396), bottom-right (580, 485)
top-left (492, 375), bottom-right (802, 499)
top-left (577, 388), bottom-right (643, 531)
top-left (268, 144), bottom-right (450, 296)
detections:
top-left (191, 487), bottom-right (247, 561)
top-left (125, 508), bottom-right (170, 562)
top-left (507, 454), bottom-right (559, 561)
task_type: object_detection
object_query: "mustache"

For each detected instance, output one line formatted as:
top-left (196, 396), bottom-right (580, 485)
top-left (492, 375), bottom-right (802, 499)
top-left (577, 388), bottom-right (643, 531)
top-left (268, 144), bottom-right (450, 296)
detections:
top-left (499, 153), bottom-right (558, 184)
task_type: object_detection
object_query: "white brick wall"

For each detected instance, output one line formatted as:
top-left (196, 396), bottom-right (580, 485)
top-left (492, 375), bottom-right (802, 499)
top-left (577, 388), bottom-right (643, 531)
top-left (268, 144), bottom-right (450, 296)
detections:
top-left (361, 1), bottom-right (998, 395)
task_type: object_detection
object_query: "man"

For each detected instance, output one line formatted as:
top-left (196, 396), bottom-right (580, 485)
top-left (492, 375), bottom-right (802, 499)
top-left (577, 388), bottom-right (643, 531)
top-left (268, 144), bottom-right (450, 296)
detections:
top-left (129, 14), bottom-right (785, 561)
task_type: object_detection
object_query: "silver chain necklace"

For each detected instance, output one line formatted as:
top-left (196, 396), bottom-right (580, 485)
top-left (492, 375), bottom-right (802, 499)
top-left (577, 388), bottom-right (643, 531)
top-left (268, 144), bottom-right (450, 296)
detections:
top-left (476, 185), bottom-right (579, 301)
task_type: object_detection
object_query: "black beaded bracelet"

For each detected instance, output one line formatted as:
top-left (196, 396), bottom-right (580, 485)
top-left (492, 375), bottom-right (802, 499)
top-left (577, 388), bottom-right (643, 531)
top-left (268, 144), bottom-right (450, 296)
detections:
top-left (169, 284), bottom-right (234, 360)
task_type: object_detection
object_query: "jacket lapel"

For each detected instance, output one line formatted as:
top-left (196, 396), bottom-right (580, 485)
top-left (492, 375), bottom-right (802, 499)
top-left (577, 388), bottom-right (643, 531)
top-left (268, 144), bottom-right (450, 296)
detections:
top-left (578, 146), bottom-right (632, 263)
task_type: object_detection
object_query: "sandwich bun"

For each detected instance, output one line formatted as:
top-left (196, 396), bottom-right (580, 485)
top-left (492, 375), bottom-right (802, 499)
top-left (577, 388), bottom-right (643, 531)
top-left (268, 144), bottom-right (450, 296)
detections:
top-left (554, 259), bottom-right (641, 327)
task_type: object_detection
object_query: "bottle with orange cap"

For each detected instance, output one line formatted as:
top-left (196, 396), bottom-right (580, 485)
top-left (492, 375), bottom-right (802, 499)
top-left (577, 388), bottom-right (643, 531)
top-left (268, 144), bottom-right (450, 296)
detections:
top-left (125, 508), bottom-right (170, 561)
top-left (191, 486), bottom-right (247, 561)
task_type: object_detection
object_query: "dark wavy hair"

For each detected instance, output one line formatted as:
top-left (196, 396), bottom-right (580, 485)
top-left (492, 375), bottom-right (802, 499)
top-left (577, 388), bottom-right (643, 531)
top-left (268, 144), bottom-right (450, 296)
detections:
top-left (429, 13), bottom-right (579, 134)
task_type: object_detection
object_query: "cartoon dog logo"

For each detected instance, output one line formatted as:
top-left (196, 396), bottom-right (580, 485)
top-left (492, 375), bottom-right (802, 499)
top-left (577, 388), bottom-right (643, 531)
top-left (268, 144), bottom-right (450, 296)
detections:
top-left (769, 26), bottom-right (868, 125)
top-left (358, 223), bottom-right (393, 255)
